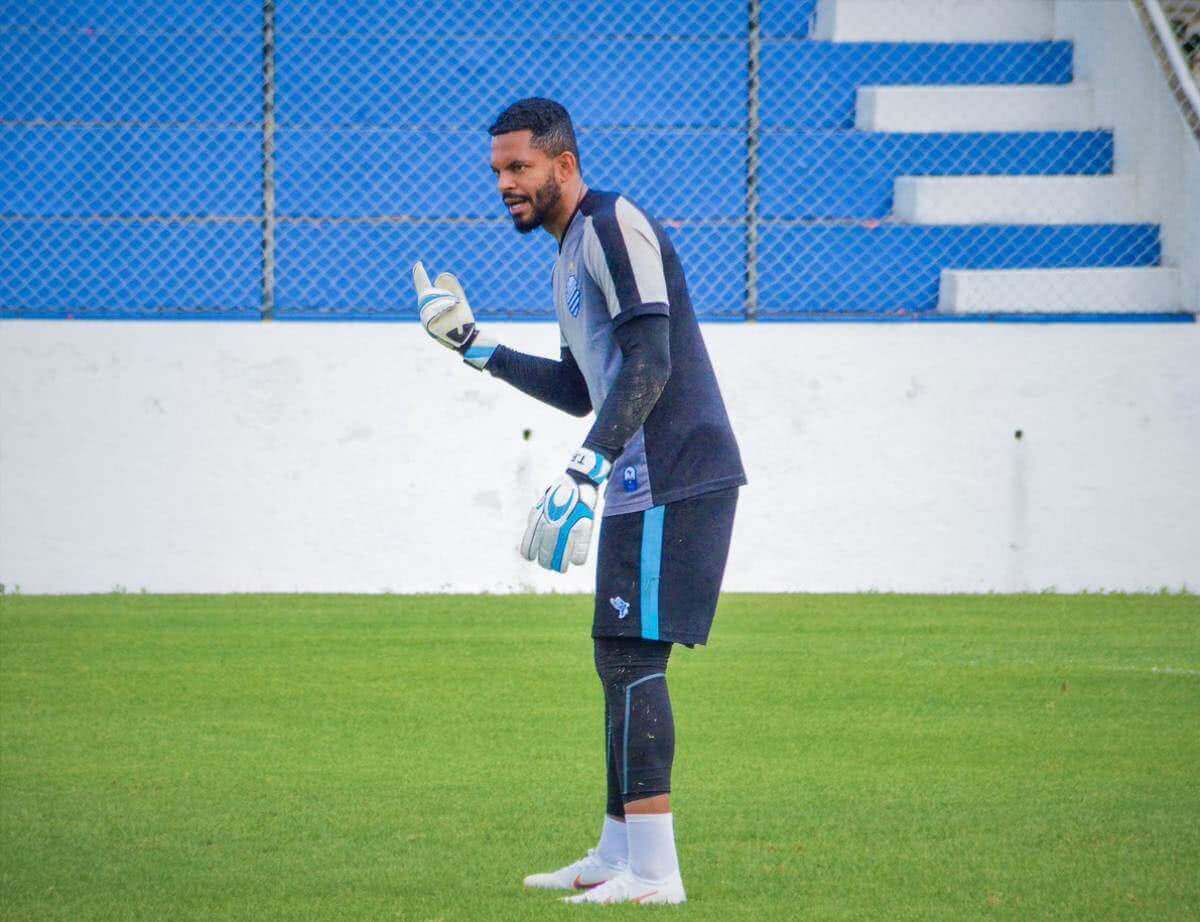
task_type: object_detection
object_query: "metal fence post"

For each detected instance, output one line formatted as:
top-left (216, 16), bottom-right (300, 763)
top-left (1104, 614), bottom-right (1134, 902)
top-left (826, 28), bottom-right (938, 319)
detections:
top-left (261, 0), bottom-right (278, 321)
top-left (745, 0), bottom-right (763, 321)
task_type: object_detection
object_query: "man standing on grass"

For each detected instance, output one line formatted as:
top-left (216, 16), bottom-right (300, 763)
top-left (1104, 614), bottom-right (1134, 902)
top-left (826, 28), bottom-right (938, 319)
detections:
top-left (411, 97), bottom-right (745, 906)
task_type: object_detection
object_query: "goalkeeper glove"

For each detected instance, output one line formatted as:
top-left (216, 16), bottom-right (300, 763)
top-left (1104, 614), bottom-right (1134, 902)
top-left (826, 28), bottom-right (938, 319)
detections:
top-left (521, 448), bottom-right (613, 573)
top-left (411, 260), bottom-right (498, 370)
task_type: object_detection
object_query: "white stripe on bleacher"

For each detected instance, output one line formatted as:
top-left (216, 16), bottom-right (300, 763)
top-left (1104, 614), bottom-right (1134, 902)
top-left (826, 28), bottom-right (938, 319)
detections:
top-left (813, 0), bottom-right (1055, 42)
top-left (939, 267), bottom-right (1183, 313)
top-left (893, 175), bottom-right (1149, 225)
top-left (856, 84), bottom-right (1099, 133)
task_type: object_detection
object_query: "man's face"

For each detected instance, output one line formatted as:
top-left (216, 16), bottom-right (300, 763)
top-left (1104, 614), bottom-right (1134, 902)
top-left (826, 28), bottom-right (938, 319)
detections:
top-left (490, 130), bottom-right (562, 234)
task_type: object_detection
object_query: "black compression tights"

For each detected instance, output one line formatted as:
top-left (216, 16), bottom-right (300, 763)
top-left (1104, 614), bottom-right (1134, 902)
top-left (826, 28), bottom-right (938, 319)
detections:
top-left (594, 636), bottom-right (675, 818)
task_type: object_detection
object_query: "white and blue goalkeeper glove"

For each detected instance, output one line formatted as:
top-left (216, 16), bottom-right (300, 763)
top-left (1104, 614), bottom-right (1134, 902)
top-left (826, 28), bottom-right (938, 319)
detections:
top-left (521, 448), bottom-right (613, 573)
top-left (411, 261), bottom-right (498, 370)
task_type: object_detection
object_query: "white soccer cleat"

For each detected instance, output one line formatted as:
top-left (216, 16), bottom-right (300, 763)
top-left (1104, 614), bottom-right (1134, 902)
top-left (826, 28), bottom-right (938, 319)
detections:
top-left (522, 848), bottom-right (626, 891)
top-left (562, 868), bottom-right (686, 905)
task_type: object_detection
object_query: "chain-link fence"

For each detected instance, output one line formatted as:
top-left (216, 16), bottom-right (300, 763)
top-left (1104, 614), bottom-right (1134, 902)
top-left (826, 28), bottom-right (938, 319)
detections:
top-left (1, 0), bottom-right (1195, 320)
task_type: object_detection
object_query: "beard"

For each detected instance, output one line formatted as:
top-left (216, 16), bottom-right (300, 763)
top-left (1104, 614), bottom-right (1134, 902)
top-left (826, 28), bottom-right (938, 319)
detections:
top-left (505, 174), bottom-right (563, 234)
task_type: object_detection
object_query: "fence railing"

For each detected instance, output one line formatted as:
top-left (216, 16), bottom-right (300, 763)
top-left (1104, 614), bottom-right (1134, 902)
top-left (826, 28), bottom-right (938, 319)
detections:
top-left (1134, 0), bottom-right (1200, 141)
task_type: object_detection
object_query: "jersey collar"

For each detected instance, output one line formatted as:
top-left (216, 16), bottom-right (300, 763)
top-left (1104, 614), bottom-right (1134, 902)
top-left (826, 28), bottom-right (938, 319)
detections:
top-left (558, 186), bottom-right (592, 252)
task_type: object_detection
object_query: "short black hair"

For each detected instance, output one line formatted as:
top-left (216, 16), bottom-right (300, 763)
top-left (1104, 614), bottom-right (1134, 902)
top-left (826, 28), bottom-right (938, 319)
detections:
top-left (488, 97), bottom-right (581, 170)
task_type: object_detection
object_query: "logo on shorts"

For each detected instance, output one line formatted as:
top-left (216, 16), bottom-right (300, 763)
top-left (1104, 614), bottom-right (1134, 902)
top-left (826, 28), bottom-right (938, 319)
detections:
top-left (610, 596), bottom-right (630, 619)
top-left (566, 274), bottom-right (581, 317)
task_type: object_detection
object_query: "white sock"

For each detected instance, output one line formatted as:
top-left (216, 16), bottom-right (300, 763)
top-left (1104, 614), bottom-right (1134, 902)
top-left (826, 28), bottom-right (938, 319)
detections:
top-left (625, 812), bottom-right (679, 882)
top-left (597, 815), bottom-right (628, 866)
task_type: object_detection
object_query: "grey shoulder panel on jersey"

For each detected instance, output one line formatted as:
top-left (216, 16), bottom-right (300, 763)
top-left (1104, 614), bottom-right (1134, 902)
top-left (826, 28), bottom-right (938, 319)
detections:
top-left (581, 195), bottom-right (670, 325)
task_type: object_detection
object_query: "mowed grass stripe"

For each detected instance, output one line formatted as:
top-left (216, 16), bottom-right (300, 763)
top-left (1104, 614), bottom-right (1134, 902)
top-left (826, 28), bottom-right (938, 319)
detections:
top-left (1, 594), bottom-right (1197, 920)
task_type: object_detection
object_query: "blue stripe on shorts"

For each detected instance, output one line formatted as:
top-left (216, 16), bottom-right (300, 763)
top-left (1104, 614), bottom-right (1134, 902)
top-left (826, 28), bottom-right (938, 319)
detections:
top-left (639, 505), bottom-right (665, 640)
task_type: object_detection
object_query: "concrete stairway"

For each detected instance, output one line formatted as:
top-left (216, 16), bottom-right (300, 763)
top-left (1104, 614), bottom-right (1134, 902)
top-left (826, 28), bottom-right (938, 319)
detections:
top-left (830, 0), bottom-right (1181, 315)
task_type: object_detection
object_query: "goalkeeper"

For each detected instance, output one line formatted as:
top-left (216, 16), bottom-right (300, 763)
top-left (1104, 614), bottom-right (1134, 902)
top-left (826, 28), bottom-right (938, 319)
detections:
top-left (412, 97), bottom-right (746, 907)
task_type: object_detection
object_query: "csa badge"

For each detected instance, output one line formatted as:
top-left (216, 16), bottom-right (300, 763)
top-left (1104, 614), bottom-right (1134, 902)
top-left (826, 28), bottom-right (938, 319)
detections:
top-left (623, 465), bottom-right (638, 493)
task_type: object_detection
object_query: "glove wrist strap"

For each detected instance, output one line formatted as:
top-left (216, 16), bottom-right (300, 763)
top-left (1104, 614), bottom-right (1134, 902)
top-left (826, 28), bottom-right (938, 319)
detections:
top-left (567, 447), bottom-right (612, 486)
top-left (462, 333), bottom-right (499, 371)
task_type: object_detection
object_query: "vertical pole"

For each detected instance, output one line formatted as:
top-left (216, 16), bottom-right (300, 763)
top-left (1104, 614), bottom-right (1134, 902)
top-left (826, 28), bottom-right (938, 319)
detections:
top-left (746, 0), bottom-right (762, 320)
top-left (261, 0), bottom-right (278, 321)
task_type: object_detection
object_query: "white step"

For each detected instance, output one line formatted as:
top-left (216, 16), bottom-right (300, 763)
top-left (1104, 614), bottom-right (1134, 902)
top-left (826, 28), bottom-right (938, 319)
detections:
top-left (813, 0), bottom-right (1054, 42)
top-left (939, 267), bottom-right (1183, 313)
top-left (856, 84), bottom-right (1098, 132)
top-left (894, 175), bottom-right (1147, 224)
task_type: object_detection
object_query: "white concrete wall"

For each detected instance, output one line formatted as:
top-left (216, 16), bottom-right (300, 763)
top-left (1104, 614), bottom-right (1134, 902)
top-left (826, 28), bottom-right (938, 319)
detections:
top-left (1055, 0), bottom-right (1200, 311)
top-left (2, 320), bottom-right (1197, 595)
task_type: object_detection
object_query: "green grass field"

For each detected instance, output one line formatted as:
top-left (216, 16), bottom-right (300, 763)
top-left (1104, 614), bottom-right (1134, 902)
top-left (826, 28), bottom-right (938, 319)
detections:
top-left (1, 593), bottom-right (1197, 921)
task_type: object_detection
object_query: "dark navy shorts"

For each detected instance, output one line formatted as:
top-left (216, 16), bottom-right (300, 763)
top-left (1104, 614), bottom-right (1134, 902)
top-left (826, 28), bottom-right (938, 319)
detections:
top-left (593, 486), bottom-right (738, 646)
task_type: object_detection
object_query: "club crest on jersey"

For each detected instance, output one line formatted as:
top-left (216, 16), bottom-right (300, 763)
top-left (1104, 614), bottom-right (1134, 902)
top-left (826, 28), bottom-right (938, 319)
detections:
top-left (623, 466), bottom-right (638, 493)
top-left (566, 274), bottom-right (581, 317)
top-left (610, 596), bottom-right (630, 619)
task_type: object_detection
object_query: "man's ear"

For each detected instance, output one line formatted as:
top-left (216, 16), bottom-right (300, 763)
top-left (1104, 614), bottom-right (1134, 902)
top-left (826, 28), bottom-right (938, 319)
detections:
top-left (555, 149), bottom-right (579, 183)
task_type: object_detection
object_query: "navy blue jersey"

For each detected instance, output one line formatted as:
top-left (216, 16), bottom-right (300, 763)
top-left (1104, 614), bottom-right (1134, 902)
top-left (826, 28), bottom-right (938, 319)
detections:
top-left (554, 189), bottom-right (746, 515)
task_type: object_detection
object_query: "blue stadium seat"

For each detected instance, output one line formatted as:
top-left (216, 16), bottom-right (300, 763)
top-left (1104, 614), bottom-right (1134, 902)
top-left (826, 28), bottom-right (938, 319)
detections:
top-left (0, 128), bottom-right (260, 217)
top-left (0, 33), bottom-right (259, 123)
top-left (275, 38), bottom-right (747, 128)
top-left (759, 130), bottom-right (1113, 219)
top-left (0, 221), bottom-right (260, 316)
top-left (761, 0), bottom-right (819, 38)
top-left (278, 0), bottom-right (747, 36)
top-left (761, 41), bottom-right (1073, 128)
top-left (274, 222), bottom-right (745, 320)
top-left (276, 128), bottom-right (745, 219)
top-left (0, 0), bottom-right (259, 31)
